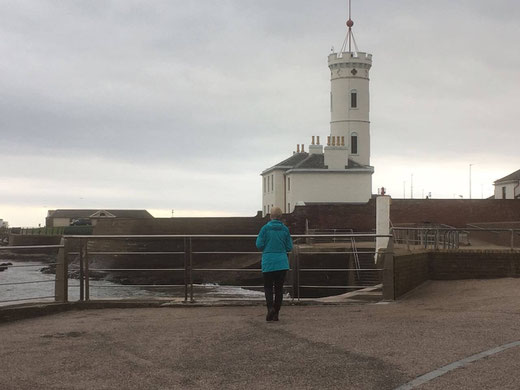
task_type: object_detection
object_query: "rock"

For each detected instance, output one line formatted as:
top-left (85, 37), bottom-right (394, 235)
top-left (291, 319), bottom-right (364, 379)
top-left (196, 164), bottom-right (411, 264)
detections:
top-left (0, 262), bottom-right (13, 271)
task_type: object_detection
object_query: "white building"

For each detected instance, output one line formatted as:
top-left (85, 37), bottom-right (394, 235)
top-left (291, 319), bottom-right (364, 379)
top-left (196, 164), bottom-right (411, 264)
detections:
top-left (261, 14), bottom-right (374, 216)
top-left (494, 169), bottom-right (520, 199)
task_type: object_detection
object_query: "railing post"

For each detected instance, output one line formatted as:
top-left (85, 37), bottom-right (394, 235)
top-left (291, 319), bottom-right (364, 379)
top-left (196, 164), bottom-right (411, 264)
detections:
top-left (183, 237), bottom-right (188, 302)
top-left (79, 239), bottom-right (85, 301)
top-left (405, 229), bottom-right (410, 251)
top-left (189, 237), bottom-right (194, 303)
top-left (295, 245), bottom-right (301, 302)
top-left (382, 237), bottom-right (395, 301)
top-left (511, 230), bottom-right (514, 251)
top-left (55, 237), bottom-right (69, 303)
top-left (84, 242), bottom-right (90, 301)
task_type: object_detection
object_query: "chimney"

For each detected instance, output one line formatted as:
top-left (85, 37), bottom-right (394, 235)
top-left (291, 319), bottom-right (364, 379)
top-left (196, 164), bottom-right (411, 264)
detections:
top-left (301, 144), bottom-right (305, 152)
top-left (297, 144), bottom-right (300, 153)
top-left (327, 136), bottom-right (330, 146)
top-left (311, 136), bottom-right (315, 145)
top-left (317, 136), bottom-right (320, 145)
top-left (332, 137), bottom-right (336, 146)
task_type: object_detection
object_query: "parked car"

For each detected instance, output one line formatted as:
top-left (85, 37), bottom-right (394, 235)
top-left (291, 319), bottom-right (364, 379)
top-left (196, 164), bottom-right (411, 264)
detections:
top-left (70, 218), bottom-right (92, 226)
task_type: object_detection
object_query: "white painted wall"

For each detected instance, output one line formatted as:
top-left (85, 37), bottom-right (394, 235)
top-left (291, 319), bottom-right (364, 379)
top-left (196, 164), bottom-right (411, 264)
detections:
top-left (328, 52), bottom-right (372, 166)
top-left (261, 169), bottom-right (286, 216)
top-left (285, 170), bottom-right (372, 212)
top-left (53, 218), bottom-right (71, 227)
top-left (375, 196), bottom-right (391, 261)
top-left (324, 146), bottom-right (348, 169)
top-left (494, 182), bottom-right (519, 199)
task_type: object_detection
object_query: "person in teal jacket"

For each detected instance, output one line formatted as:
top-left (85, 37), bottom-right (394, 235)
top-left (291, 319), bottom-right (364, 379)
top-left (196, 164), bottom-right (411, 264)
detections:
top-left (256, 206), bottom-right (293, 321)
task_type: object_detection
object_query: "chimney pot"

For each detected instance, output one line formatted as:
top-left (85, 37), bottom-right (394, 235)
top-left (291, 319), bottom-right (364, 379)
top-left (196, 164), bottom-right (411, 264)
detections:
top-left (312, 136), bottom-right (315, 145)
top-left (317, 136), bottom-right (320, 145)
top-left (302, 144), bottom-right (305, 152)
top-left (297, 144), bottom-right (300, 153)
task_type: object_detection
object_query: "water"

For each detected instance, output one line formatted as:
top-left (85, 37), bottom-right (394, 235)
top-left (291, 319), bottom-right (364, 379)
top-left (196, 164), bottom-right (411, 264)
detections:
top-left (0, 260), bottom-right (264, 306)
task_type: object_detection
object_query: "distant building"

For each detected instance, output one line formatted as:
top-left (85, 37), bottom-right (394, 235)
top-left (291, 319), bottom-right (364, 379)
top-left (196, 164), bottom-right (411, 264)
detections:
top-left (0, 219), bottom-right (8, 229)
top-left (260, 15), bottom-right (373, 216)
top-left (494, 169), bottom-right (520, 199)
top-left (46, 209), bottom-right (154, 227)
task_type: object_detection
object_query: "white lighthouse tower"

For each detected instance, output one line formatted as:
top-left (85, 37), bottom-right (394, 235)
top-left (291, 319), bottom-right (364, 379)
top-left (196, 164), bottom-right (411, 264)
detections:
top-left (328, 7), bottom-right (372, 166)
top-left (261, 1), bottom-right (374, 216)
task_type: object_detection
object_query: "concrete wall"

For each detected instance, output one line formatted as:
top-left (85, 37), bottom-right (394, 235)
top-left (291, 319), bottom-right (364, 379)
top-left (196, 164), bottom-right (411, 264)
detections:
top-left (388, 250), bottom-right (520, 300)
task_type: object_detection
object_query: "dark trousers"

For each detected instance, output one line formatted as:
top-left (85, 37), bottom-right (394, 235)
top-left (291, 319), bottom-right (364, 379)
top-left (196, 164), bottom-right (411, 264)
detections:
top-left (263, 270), bottom-right (287, 313)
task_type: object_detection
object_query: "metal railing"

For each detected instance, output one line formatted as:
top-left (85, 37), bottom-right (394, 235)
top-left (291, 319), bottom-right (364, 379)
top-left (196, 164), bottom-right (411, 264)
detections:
top-left (0, 233), bottom-right (390, 306)
top-left (392, 227), bottom-right (520, 251)
top-left (0, 244), bottom-right (63, 304)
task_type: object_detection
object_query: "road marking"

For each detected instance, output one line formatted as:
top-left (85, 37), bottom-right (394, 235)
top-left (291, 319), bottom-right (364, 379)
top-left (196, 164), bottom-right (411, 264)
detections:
top-left (395, 340), bottom-right (520, 390)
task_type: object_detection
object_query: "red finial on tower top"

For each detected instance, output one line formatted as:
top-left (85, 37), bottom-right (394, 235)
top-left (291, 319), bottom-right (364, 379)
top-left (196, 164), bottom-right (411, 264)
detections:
top-left (346, 19), bottom-right (354, 28)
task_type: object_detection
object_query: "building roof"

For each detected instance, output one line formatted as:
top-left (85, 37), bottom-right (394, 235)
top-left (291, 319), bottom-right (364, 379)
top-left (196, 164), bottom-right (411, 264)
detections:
top-left (273, 153), bottom-right (309, 168)
top-left (263, 152), bottom-right (370, 174)
top-left (47, 209), bottom-right (154, 219)
top-left (495, 169), bottom-right (520, 184)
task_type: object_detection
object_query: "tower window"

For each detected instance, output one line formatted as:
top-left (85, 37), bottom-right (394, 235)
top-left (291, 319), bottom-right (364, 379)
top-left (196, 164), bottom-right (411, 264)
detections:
top-left (271, 175), bottom-right (274, 191)
top-left (502, 186), bottom-right (507, 199)
top-left (330, 92), bottom-right (333, 112)
top-left (351, 90), bottom-right (357, 108)
top-left (351, 133), bottom-right (358, 154)
top-left (263, 177), bottom-right (266, 193)
top-left (287, 177), bottom-right (291, 191)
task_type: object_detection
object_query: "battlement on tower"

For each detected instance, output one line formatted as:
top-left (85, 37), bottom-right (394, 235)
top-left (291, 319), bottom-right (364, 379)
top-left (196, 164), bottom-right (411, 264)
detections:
top-left (328, 51), bottom-right (372, 67)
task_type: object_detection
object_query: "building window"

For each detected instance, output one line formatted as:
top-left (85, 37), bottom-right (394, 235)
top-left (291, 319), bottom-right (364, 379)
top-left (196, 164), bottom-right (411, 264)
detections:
top-left (351, 133), bottom-right (358, 154)
top-left (330, 92), bottom-right (333, 112)
top-left (288, 203), bottom-right (290, 212)
top-left (263, 206), bottom-right (266, 215)
top-left (502, 186), bottom-right (507, 199)
top-left (287, 177), bottom-right (291, 191)
top-left (267, 205), bottom-right (270, 213)
top-left (271, 175), bottom-right (274, 191)
top-left (350, 89), bottom-right (357, 108)
top-left (263, 177), bottom-right (266, 193)
top-left (268, 176), bottom-right (271, 192)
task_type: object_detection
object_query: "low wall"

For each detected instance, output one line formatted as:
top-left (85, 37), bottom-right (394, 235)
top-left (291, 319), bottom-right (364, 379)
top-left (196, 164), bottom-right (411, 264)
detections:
top-left (388, 250), bottom-right (520, 299)
top-left (393, 252), bottom-right (430, 299)
top-left (429, 251), bottom-right (520, 280)
top-left (8, 235), bottom-right (62, 247)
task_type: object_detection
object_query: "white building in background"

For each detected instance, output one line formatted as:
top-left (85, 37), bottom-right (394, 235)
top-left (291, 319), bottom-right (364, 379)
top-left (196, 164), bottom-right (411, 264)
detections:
top-left (494, 169), bottom-right (520, 199)
top-left (261, 13), bottom-right (374, 216)
top-left (0, 219), bottom-right (8, 228)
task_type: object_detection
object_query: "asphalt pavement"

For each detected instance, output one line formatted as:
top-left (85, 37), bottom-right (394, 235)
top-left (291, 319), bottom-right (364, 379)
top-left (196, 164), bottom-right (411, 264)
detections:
top-left (1, 278), bottom-right (519, 389)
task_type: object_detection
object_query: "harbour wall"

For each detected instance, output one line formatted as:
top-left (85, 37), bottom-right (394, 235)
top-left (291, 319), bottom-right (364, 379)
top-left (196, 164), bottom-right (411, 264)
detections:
top-left (388, 250), bottom-right (520, 300)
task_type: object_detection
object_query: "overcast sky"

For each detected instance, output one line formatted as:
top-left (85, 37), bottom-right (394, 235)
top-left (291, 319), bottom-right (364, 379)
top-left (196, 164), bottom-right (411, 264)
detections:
top-left (1, 0), bottom-right (519, 226)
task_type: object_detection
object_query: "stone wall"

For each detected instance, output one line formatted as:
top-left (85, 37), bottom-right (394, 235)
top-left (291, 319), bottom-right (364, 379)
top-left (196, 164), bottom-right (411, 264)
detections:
top-left (390, 199), bottom-right (520, 228)
top-left (429, 251), bottom-right (520, 280)
top-left (393, 252), bottom-right (430, 299)
top-left (91, 199), bottom-right (520, 236)
top-left (388, 250), bottom-right (520, 300)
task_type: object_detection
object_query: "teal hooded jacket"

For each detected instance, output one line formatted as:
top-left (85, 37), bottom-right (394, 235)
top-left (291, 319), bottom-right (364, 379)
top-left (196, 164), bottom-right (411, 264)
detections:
top-left (256, 219), bottom-right (293, 273)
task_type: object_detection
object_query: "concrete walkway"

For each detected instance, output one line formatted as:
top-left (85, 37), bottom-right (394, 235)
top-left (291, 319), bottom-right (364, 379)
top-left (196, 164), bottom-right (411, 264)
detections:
top-left (1, 278), bottom-right (520, 389)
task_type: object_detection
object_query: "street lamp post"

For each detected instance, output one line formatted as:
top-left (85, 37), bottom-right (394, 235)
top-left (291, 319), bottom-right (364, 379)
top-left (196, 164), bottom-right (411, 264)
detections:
top-left (469, 164), bottom-right (474, 199)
